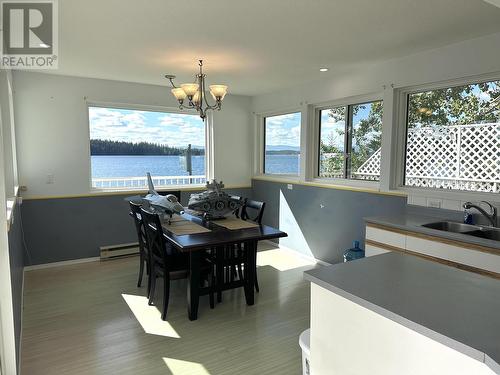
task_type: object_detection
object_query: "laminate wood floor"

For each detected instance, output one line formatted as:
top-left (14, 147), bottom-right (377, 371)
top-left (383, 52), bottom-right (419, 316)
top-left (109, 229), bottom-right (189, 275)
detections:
top-left (21, 243), bottom-right (317, 375)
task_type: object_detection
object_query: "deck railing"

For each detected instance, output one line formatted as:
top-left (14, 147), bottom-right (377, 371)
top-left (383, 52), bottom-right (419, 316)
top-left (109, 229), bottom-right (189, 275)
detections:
top-left (92, 175), bottom-right (206, 189)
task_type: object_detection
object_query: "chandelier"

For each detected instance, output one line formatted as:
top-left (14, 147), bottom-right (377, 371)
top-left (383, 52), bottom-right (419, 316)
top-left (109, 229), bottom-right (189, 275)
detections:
top-left (165, 60), bottom-right (228, 119)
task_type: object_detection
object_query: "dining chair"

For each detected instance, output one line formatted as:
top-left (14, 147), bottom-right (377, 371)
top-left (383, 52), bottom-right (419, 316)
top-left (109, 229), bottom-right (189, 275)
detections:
top-left (240, 199), bottom-right (266, 292)
top-left (140, 207), bottom-right (214, 320)
top-left (129, 201), bottom-right (151, 296)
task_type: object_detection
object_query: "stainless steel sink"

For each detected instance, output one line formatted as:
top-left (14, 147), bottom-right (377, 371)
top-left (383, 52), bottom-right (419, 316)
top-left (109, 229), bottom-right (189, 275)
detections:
top-left (421, 221), bottom-right (480, 233)
top-left (466, 229), bottom-right (500, 241)
top-left (421, 221), bottom-right (500, 241)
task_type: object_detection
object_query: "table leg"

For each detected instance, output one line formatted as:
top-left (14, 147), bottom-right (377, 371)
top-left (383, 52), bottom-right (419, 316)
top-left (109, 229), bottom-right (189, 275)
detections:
top-left (187, 251), bottom-right (201, 321)
top-left (244, 240), bottom-right (256, 306)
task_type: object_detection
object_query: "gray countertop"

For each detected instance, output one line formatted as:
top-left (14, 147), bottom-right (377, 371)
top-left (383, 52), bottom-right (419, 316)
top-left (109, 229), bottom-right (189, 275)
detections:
top-left (304, 253), bottom-right (500, 374)
top-left (365, 213), bottom-right (500, 250)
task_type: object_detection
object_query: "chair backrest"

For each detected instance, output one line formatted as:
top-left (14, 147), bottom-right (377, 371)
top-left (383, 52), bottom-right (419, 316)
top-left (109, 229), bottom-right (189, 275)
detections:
top-left (230, 195), bottom-right (243, 218)
top-left (241, 199), bottom-right (265, 224)
top-left (129, 201), bottom-right (148, 254)
top-left (140, 208), bottom-right (171, 268)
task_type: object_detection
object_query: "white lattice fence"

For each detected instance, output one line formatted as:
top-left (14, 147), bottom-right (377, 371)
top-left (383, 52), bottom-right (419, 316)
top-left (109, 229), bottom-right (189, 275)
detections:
top-left (354, 123), bottom-right (499, 192)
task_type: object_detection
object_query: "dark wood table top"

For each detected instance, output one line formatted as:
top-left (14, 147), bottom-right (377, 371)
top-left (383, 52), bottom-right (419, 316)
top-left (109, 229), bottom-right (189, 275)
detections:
top-left (161, 213), bottom-right (287, 251)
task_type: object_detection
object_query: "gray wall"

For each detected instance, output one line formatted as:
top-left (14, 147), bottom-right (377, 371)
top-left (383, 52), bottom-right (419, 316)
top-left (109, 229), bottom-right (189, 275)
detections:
top-left (8, 202), bottom-right (24, 370)
top-left (21, 188), bottom-right (252, 265)
top-left (252, 179), bottom-right (407, 264)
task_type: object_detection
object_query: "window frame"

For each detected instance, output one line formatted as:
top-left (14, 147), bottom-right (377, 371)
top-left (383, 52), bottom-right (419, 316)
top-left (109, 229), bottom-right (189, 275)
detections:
top-left (85, 100), bottom-right (213, 192)
top-left (394, 73), bottom-right (500, 202)
top-left (312, 93), bottom-right (383, 188)
top-left (258, 109), bottom-right (303, 178)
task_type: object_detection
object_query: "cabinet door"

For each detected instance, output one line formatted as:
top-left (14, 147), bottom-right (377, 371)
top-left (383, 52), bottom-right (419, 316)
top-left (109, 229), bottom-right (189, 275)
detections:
top-left (365, 244), bottom-right (391, 257)
top-left (366, 226), bottom-right (406, 249)
top-left (405, 235), bottom-right (500, 274)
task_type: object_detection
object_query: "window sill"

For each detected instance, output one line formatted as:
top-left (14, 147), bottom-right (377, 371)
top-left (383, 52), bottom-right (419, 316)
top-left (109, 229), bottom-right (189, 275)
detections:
top-left (313, 177), bottom-right (380, 190)
top-left (21, 183), bottom-right (253, 201)
top-left (252, 175), bottom-right (406, 197)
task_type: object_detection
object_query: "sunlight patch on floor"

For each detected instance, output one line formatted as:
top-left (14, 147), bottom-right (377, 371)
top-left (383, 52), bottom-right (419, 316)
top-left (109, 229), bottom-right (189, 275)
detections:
top-left (121, 294), bottom-right (180, 338)
top-left (163, 358), bottom-right (211, 375)
top-left (257, 248), bottom-right (316, 271)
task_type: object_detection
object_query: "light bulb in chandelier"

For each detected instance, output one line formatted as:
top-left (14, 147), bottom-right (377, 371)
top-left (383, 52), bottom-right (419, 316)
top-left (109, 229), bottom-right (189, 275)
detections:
top-left (209, 85), bottom-right (228, 101)
top-left (171, 87), bottom-right (187, 103)
top-left (180, 83), bottom-right (199, 97)
top-left (165, 60), bottom-right (228, 119)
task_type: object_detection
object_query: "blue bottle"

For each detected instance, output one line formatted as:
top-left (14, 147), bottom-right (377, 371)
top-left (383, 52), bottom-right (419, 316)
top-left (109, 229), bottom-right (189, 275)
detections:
top-left (343, 241), bottom-right (365, 262)
top-left (464, 209), bottom-right (474, 225)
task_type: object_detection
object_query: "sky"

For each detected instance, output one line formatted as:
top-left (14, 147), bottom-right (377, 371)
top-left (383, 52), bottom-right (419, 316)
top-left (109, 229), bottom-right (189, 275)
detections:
top-left (320, 103), bottom-right (373, 149)
top-left (265, 112), bottom-right (301, 148)
top-left (89, 107), bottom-right (205, 147)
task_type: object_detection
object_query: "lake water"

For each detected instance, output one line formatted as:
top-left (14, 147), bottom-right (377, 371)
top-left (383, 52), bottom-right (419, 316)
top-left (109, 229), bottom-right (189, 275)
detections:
top-left (91, 154), bottom-right (300, 179)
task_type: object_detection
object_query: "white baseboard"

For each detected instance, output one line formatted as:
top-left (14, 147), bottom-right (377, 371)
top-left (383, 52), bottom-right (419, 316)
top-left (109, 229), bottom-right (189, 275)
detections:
top-left (24, 256), bottom-right (101, 271)
top-left (261, 240), bottom-right (332, 266)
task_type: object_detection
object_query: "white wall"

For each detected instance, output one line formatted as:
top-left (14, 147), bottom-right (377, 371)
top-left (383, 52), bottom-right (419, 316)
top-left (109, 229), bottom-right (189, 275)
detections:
top-left (0, 71), bottom-right (17, 199)
top-left (0, 70), bottom-right (18, 375)
top-left (251, 31), bottom-right (500, 207)
top-left (252, 32), bottom-right (500, 112)
top-left (13, 72), bottom-right (253, 198)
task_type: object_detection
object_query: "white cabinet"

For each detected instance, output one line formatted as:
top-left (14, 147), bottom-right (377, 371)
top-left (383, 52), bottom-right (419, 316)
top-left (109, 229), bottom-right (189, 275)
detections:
top-left (365, 223), bottom-right (500, 276)
top-left (366, 226), bottom-right (406, 249)
top-left (365, 243), bottom-right (391, 257)
top-left (405, 236), bottom-right (500, 275)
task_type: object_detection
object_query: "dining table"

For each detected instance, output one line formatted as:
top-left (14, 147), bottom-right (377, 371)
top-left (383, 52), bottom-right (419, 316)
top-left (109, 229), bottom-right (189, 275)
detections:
top-left (160, 211), bottom-right (288, 320)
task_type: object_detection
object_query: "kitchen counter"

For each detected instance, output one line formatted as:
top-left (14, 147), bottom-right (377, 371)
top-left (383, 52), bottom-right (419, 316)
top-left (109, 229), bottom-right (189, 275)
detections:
top-left (304, 252), bottom-right (500, 374)
top-left (365, 213), bottom-right (500, 250)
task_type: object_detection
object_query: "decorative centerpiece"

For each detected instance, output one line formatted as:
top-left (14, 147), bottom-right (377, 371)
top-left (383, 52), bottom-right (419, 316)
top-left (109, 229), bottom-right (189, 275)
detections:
top-left (188, 180), bottom-right (241, 220)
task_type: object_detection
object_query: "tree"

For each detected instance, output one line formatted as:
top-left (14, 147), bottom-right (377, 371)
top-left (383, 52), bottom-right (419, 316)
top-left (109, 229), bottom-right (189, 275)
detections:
top-left (320, 80), bottom-right (499, 177)
top-left (408, 81), bottom-right (500, 127)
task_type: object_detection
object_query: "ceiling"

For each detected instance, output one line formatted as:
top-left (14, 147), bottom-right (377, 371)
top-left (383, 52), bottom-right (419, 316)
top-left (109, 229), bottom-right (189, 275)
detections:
top-left (51, 0), bottom-right (500, 96)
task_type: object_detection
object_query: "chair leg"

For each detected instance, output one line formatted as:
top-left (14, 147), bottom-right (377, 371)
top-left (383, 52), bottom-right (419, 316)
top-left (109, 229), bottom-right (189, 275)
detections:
top-left (137, 253), bottom-right (144, 287)
top-left (161, 273), bottom-right (170, 321)
top-left (255, 273), bottom-right (260, 293)
top-left (148, 266), bottom-right (156, 306)
top-left (209, 267), bottom-right (215, 309)
top-left (146, 261), bottom-right (152, 299)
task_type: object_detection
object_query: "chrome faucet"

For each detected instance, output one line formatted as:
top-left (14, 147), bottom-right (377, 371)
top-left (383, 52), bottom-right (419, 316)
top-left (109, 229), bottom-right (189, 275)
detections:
top-left (463, 201), bottom-right (498, 227)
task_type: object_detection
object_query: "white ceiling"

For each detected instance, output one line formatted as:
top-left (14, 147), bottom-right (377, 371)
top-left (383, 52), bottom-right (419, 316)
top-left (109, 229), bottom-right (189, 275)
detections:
top-left (52, 0), bottom-right (500, 96)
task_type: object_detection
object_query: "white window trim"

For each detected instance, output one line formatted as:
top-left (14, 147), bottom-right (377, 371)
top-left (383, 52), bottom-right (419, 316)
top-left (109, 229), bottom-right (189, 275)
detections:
top-left (311, 92), bottom-right (384, 187)
top-left (85, 100), bottom-right (213, 192)
top-left (254, 107), bottom-right (303, 179)
top-left (392, 72), bottom-right (500, 204)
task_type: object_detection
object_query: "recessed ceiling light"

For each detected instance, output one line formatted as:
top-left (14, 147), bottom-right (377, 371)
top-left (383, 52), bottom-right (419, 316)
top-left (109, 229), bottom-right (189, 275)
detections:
top-left (319, 68), bottom-right (328, 72)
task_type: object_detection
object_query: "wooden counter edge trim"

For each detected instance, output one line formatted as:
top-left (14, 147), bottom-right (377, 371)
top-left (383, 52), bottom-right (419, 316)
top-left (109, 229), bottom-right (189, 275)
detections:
top-left (366, 222), bottom-right (500, 256)
top-left (365, 239), bottom-right (500, 280)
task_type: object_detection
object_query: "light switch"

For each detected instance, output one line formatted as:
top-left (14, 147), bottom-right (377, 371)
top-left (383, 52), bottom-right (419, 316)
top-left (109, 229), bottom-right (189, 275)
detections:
top-left (46, 174), bottom-right (55, 184)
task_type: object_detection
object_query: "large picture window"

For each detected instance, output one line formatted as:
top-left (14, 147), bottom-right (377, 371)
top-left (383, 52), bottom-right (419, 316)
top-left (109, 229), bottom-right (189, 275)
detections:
top-left (319, 100), bottom-right (383, 181)
top-left (404, 79), bottom-right (499, 193)
top-left (89, 106), bottom-right (206, 189)
top-left (263, 112), bottom-right (301, 175)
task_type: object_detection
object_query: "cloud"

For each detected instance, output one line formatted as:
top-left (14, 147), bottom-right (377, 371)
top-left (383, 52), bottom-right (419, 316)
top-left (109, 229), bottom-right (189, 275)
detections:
top-left (89, 107), bottom-right (205, 147)
top-left (265, 112), bottom-right (301, 146)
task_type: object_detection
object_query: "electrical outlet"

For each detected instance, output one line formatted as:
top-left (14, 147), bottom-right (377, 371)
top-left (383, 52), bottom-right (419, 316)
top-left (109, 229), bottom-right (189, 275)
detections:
top-left (287, 184), bottom-right (293, 190)
top-left (427, 198), bottom-right (442, 209)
